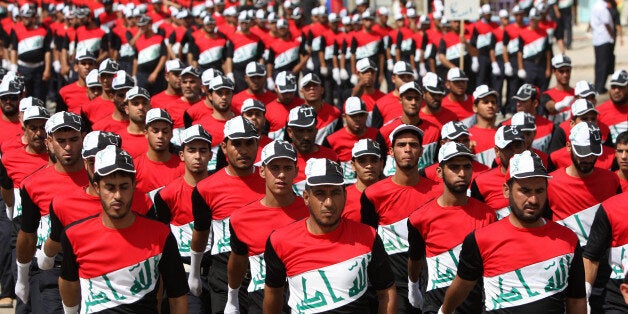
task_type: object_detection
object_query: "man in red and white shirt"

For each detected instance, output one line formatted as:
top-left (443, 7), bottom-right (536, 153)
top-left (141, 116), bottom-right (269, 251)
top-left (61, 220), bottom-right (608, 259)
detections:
top-left (468, 84), bottom-right (499, 166)
top-left (549, 100), bottom-right (616, 170)
top-left (151, 59), bottom-right (184, 109)
top-left (59, 146), bottom-right (188, 313)
top-left (597, 70), bottom-right (628, 145)
top-left (350, 58), bottom-right (386, 126)
top-left (380, 82), bottom-right (441, 175)
top-left (502, 83), bottom-right (556, 153)
top-left (323, 97), bottom-right (385, 184)
top-left (265, 71), bottom-right (305, 140)
top-left (362, 124), bottom-right (439, 313)
top-left (188, 15), bottom-right (228, 72)
top-left (547, 121), bottom-right (621, 247)
top-left (227, 140), bottom-right (309, 313)
top-left (9, 4), bottom-right (52, 101)
top-left (540, 54), bottom-right (575, 123)
top-left (190, 116), bottom-right (266, 313)
top-left (91, 70), bottom-right (135, 133)
top-left (470, 125), bottom-right (526, 219)
top-left (165, 66), bottom-right (203, 129)
top-left (299, 73), bottom-right (341, 145)
top-left (16, 112), bottom-right (90, 312)
top-left (420, 72), bottom-right (458, 128)
top-left (132, 15), bottom-right (167, 95)
top-left (408, 142), bottom-right (496, 312)
top-left (285, 105), bottom-right (339, 195)
top-left (371, 61), bottom-right (415, 128)
top-left (153, 125), bottom-right (214, 313)
top-left (441, 151), bottom-right (586, 313)
top-left (264, 158), bottom-right (396, 313)
top-left (343, 139), bottom-right (385, 223)
top-left (133, 108), bottom-right (185, 198)
top-left (442, 68), bottom-right (475, 127)
top-left (615, 132), bottom-right (628, 191)
top-left (231, 62), bottom-right (276, 113)
top-left (57, 49), bottom-right (97, 114)
top-left (81, 58), bottom-right (118, 131)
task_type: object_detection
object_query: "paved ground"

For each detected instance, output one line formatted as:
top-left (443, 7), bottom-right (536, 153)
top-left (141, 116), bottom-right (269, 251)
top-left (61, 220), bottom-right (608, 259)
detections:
top-left (0, 24), bottom-right (625, 314)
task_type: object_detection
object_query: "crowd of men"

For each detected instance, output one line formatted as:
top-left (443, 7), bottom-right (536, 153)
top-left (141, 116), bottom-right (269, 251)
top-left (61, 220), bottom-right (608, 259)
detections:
top-left (0, 0), bottom-right (626, 313)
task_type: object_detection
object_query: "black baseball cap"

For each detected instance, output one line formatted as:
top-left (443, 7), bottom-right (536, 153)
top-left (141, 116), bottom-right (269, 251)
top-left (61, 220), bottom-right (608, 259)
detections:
top-left (82, 131), bottom-right (122, 158)
top-left (305, 158), bottom-right (344, 186)
top-left (287, 105), bottom-right (317, 128)
top-left (94, 145), bottom-right (136, 176)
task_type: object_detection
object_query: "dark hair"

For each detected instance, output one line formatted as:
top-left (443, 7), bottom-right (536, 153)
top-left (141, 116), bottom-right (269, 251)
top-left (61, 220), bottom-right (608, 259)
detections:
top-left (616, 131), bottom-right (628, 146)
top-left (181, 139), bottom-right (211, 150)
top-left (93, 170), bottom-right (136, 183)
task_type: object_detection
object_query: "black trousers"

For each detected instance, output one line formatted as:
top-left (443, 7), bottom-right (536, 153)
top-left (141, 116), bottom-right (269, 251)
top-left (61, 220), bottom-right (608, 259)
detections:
top-left (594, 43), bottom-right (614, 93)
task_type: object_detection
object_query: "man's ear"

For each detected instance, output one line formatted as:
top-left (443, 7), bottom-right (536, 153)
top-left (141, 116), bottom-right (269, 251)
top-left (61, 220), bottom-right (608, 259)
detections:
top-left (503, 182), bottom-right (510, 199)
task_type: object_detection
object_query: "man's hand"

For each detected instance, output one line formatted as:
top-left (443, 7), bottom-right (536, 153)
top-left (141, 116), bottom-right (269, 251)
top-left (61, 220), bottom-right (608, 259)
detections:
top-left (224, 286), bottom-right (240, 313)
top-left (42, 69), bottom-right (51, 81)
top-left (188, 251), bottom-right (203, 296)
top-left (148, 72), bottom-right (157, 84)
top-left (408, 278), bottom-right (424, 309)
top-left (36, 250), bottom-right (54, 270)
top-left (518, 69), bottom-right (527, 79)
top-left (16, 260), bottom-right (30, 303)
top-left (504, 62), bottom-right (514, 77)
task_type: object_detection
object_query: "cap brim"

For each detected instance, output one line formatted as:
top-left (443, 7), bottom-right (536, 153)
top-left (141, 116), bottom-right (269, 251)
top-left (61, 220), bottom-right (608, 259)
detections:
top-left (277, 85), bottom-right (297, 93)
top-left (77, 56), bottom-right (97, 61)
top-left (394, 71), bottom-right (414, 76)
top-left (50, 124), bottom-right (81, 134)
top-left (226, 134), bottom-right (260, 140)
top-left (448, 77), bottom-right (469, 81)
top-left (287, 120), bottom-right (316, 128)
top-left (552, 63), bottom-right (571, 68)
top-left (127, 94), bottom-right (150, 100)
top-left (475, 91), bottom-right (498, 99)
top-left (512, 172), bottom-right (552, 179)
top-left (572, 143), bottom-right (602, 157)
top-left (390, 125), bottom-right (424, 143)
top-left (147, 117), bottom-right (173, 125)
top-left (444, 131), bottom-right (470, 139)
top-left (358, 66), bottom-right (377, 73)
top-left (306, 176), bottom-right (345, 186)
top-left (300, 81), bottom-right (322, 89)
top-left (182, 135), bottom-right (213, 145)
top-left (496, 138), bottom-right (524, 149)
top-left (424, 87), bottom-right (446, 95)
top-left (400, 87), bottom-right (422, 95)
top-left (246, 72), bottom-right (266, 77)
top-left (23, 116), bottom-right (49, 122)
top-left (99, 69), bottom-right (117, 75)
top-left (577, 91), bottom-right (597, 98)
top-left (513, 94), bottom-right (531, 101)
top-left (262, 154), bottom-right (297, 165)
top-left (610, 81), bottom-right (628, 87)
top-left (574, 107), bottom-right (599, 116)
top-left (95, 166), bottom-right (136, 177)
top-left (353, 151), bottom-right (381, 158)
top-left (345, 110), bottom-right (368, 115)
top-left (0, 90), bottom-right (21, 96)
top-left (241, 107), bottom-right (266, 113)
top-left (440, 151), bottom-right (474, 163)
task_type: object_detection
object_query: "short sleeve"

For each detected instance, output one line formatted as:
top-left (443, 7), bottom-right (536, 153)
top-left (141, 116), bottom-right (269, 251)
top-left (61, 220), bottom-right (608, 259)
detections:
top-left (264, 236), bottom-right (287, 288)
top-left (456, 232), bottom-right (484, 281)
